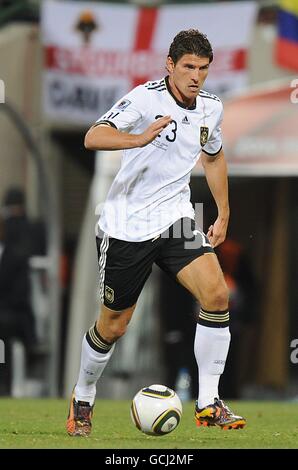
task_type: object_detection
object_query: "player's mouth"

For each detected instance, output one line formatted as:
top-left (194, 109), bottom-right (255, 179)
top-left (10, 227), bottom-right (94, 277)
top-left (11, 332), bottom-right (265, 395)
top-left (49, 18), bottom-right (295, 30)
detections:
top-left (189, 85), bottom-right (199, 92)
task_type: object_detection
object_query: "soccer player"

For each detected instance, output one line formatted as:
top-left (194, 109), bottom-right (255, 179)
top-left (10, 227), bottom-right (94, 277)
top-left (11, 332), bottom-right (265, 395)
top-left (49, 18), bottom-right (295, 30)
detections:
top-left (67, 29), bottom-right (246, 436)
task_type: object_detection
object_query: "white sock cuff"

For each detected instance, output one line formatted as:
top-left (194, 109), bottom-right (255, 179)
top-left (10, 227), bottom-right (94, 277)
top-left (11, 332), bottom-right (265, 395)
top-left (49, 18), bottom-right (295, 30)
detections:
top-left (196, 323), bottom-right (230, 337)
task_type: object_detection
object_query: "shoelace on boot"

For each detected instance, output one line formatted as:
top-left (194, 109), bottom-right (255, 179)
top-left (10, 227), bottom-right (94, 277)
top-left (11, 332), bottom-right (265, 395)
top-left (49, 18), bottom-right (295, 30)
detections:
top-left (215, 399), bottom-right (233, 418)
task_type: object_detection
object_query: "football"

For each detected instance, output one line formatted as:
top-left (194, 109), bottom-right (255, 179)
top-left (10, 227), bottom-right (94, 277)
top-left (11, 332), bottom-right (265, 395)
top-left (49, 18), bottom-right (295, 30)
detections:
top-left (130, 384), bottom-right (182, 436)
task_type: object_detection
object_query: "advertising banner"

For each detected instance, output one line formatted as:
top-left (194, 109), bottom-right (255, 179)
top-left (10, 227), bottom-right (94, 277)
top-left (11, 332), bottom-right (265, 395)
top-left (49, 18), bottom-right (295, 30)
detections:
top-left (41, 0), bottom-right (257, 125)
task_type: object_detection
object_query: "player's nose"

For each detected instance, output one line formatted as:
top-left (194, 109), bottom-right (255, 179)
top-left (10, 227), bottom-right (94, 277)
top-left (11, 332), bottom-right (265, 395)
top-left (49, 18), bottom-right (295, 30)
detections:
top-left (190, 71), bottom-right (200, 82)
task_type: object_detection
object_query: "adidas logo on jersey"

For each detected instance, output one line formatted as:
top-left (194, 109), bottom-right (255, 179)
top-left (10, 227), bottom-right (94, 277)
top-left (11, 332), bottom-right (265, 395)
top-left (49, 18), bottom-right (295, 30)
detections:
top-left (182, 115), bottom-right (190, 125)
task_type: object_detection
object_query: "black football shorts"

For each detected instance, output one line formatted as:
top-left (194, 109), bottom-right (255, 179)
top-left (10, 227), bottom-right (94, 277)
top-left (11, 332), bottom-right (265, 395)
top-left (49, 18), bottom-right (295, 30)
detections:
top-left (96, 217), bottom-right (214, 311)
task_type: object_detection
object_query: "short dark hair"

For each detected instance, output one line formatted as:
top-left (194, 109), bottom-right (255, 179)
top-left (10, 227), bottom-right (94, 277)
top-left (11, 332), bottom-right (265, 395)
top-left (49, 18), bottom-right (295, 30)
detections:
top-left (168, 29), bottom-right (213, 64)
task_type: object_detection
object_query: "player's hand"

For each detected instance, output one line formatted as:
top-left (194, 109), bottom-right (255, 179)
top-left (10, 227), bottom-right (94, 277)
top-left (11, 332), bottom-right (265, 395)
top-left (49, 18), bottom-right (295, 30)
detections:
top-left (207, 216), bottom-right (228, 248)
top-left (136, 116), bottom-right (172, 147)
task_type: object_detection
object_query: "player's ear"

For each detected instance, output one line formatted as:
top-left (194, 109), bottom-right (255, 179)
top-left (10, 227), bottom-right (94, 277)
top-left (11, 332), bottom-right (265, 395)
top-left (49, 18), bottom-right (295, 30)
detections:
top-left (166, 56), bottom-right (175, 74)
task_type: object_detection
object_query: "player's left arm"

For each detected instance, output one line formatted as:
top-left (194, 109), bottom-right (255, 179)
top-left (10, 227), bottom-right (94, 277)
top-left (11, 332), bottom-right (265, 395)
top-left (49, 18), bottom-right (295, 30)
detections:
top-left (200, 149), bottom-right (229, 248)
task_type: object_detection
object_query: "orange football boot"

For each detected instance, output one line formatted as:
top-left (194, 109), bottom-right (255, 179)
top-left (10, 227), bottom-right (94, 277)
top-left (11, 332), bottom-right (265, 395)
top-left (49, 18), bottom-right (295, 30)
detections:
top-left (195, 398), bottom-right (246, 430)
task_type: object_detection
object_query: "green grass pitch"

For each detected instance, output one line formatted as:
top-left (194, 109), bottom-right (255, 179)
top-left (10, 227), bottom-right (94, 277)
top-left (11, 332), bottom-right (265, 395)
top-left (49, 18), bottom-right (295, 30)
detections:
top-left (0, 399), bottom-right (298, 449)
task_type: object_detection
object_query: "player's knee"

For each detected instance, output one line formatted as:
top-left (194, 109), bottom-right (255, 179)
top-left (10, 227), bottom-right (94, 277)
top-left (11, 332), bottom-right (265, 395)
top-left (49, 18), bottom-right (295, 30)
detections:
top-left (203, 283), bottom-right (229, 311)
top-left (213, 284), bottom-right (229, 309)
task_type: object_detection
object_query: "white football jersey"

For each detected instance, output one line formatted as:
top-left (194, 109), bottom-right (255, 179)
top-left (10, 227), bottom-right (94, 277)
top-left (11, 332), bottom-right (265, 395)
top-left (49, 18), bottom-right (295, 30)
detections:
top-left (96, 76), bottom-right (223, 241)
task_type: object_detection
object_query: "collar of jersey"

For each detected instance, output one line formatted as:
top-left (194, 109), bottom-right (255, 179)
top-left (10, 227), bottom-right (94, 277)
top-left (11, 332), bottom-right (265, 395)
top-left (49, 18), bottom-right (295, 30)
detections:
top-left (165, 76), bottom-right (196, 110)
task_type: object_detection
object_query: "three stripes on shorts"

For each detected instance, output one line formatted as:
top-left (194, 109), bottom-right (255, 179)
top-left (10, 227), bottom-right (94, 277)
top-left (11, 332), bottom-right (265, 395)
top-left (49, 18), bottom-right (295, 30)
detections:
top-left (98, 233), bottom-right (109, 303)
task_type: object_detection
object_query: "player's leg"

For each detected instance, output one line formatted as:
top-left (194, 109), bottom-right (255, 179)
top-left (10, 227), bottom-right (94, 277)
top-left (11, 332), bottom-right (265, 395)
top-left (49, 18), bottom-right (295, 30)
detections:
top-left (157, 218), bottom-right (245, 429)
top-left (67, 302), bottom-right (136, 437)
top-left (75, 303), bottom-right (136, 403)
top-left (67, 231), bottom-right (161, 436)
top-left (177, 252), bottom-right (230, 405)
top-left (177, 253), bottom-right (246, 429)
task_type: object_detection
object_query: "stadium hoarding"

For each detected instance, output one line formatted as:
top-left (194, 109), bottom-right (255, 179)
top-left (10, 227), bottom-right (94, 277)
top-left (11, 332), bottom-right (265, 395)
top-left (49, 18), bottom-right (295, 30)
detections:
top-left (223, 83), bottom-right (298, 176)
top-left (41, 0), bottom-right (257, 125)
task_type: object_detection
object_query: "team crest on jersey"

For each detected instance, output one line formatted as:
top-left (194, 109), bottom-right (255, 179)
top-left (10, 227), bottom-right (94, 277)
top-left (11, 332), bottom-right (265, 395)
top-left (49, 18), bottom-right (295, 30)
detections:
top-left (105, 285), bottom-right (114, 303)
top-left (200, 126), bottom-right (209, 146)
top-left (116, 99), bottom-right (131, 110)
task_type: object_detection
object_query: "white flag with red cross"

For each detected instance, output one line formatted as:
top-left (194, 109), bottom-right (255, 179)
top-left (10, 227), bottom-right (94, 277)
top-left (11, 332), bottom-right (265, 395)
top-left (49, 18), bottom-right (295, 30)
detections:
top-left (41, 0), bottom-right (257, 125)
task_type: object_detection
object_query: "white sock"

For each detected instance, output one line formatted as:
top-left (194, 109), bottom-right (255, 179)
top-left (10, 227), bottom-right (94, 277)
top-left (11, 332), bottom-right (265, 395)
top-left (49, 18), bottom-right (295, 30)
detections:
top-left (74, 335), bottom-right (115, 405)
top-left (194, 323), bottom-right (231, 409)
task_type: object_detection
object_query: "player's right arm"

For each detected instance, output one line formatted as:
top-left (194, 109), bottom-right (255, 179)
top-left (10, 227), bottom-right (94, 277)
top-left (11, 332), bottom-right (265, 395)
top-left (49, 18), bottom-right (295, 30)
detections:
top-left (84, 84), bottom-right (171, 151)
top-left (84, 116), bottom-right (171, 151)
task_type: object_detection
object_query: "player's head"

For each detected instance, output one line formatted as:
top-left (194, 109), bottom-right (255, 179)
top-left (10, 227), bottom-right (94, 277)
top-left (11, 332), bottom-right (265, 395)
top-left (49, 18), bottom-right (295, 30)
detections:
top-left (168, 29), bottom-right (213, 65)
top-left (166, 29), bottom-right (213, 104)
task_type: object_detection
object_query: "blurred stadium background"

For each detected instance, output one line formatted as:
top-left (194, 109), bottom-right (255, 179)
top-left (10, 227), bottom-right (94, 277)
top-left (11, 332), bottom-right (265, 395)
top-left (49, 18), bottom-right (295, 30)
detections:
top-left (0, 0), bottom-right (297, 411)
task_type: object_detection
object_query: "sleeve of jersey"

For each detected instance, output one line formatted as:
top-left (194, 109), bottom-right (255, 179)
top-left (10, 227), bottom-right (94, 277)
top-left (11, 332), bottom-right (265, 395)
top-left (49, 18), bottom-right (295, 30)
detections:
top-left (94, 85), bottom-right (149, 132)
top-left (201, 103), bottom-right (223, 157)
